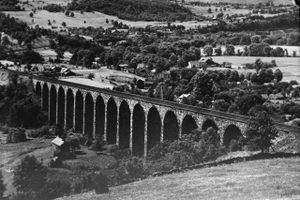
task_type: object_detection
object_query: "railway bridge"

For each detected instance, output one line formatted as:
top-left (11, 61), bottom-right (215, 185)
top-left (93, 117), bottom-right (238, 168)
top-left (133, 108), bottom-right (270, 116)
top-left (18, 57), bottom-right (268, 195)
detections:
top-left (3, 69), bottom-right (300, 157)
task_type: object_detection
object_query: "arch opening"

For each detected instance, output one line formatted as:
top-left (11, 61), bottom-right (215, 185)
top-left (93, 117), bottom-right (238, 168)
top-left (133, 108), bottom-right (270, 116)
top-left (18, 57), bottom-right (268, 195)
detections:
top-left (182, 115), bottom-right (198, 135)
top-left (75, 91), bottom-right (83, 132)
top-left (202, 119), bottom-right (218, 131)
top-left (147, 107), bottom-right (161, 151)
top-left (119, 101), bottom-right (130, 149)
top-left (85, 93), bottom-right (94, 139)
top-left (57, 87), bottom-right (65, 127)
top-left (66, 89), bottom-right (74, 129)
top-left (36, 82), bottom-right (42, 97)
top-left (132, 104), bottom-right (145, 156)
top-left (223, 124), bottom-right (243, 150)
top-left (96, 96), bottom-right (105, 137)
top-left (107, 98), bottom-right (117, 144)
top-left (49, 85), bottom-right (57, 124)
top-left (163, 111), bottom-right (179, 141)
top-left (42, 84), bottom-right (49, 112)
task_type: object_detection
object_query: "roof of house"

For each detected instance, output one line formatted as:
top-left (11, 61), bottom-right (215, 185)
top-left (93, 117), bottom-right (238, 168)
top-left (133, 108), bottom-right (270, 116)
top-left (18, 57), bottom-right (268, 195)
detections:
top-left (52, 136), bottom-right (64, 146)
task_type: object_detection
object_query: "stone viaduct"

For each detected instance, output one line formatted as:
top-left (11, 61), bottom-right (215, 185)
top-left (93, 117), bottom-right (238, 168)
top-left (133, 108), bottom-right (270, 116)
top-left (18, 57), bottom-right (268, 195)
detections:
top-left (4, 69), bottom-right (300, 157)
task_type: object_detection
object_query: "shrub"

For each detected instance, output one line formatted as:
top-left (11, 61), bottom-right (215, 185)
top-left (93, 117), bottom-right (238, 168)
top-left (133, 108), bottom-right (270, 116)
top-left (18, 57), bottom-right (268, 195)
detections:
top-left (27, 125), bottom-right (54, 138)
top-left (165, 150), bottom-right (194, 168)
top-left (112, 148), bottom-right (131, 160)
top-left (43, 180), bottom-right (71, 199)
top-left (147, 141), bottom-right (172, 161)
top-left (123, 157), bottom-right (146, 179)
top-left (13, 156), bottom-right (47, 198)
top-left (71, 175), bottom-right (93, 193)
top-left (92, 172), bottom-right (109, 194)
top-left (89, 135), bottom-right (106, 151)
top-left (148, 159), bottom-right (173, 173)
top-left (228, 139), bottom-right (240, 152)
top-left (10, 191), bottom-right (37, 200)
top-left (0, 171), bottom-right (5, 199)
top-left (6, 128), bottom-right (26, 143)
top-left (108, 166), bottom-right (131, 185)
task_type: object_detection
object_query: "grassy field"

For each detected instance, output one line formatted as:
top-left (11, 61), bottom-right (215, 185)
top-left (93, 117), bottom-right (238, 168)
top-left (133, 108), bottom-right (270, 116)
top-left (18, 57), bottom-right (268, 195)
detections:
top-left (56, 157), bottom-right (300, 200)
top-left (0, 137), bottom-right (54, 196)
top-left (4, 10), bottom-right (213, 30)
top-left (185, 0), bottom-right (294, 5)
top-left (186, 5), bottom-right (250, 17)
top-left (210, 56), bottom-right (300, 82)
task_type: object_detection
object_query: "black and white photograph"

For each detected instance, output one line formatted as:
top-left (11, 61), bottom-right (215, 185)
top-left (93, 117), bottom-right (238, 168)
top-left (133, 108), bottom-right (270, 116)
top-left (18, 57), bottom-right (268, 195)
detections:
top-left (0, 0), bottom-right (300, 199)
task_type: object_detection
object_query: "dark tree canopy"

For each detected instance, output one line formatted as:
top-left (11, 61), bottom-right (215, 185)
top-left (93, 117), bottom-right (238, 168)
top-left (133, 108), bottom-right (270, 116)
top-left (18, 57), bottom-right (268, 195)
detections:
top-left (245, 111), bottom-right (278, 152)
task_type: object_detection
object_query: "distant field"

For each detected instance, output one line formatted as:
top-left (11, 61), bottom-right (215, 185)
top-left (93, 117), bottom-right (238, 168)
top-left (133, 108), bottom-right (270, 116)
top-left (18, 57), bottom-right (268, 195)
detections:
top-left (186, 5), bottom-right (250, 17)
top-left (210, 56), bottom-right (300, 82)
top-left (56, 157), bottom-right (300, 200)
top-left (185, 0), bottom-right (294, 5)
top-left (4, 10), bottom-right (213, 30)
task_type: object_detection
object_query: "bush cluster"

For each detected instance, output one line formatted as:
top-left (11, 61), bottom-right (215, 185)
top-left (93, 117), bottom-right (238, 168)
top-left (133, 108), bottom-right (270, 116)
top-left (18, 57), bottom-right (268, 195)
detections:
top-left (147, 128), bottom-right (224, 171)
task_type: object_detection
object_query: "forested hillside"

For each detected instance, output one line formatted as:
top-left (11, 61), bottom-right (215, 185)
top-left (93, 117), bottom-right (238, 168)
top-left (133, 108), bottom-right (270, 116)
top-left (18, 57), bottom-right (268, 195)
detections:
top-left (67, 0), bottom-right (195, 21)
top-left (0, 0), bottom-right (20, 11)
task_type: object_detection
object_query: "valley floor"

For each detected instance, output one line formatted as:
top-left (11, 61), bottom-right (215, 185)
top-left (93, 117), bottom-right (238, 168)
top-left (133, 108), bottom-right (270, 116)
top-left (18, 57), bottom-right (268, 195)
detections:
top-left (56, 157), bottom-right (300, 200)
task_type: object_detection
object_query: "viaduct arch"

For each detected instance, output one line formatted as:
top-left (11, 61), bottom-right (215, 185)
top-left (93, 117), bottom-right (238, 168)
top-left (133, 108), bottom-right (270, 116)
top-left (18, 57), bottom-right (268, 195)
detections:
top-left (21, 73), bottom-right (299, 158)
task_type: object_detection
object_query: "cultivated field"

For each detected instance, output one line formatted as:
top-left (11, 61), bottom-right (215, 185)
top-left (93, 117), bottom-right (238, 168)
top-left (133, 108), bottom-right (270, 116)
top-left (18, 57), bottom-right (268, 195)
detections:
top-left (56, 157), bottom-right (300, 200)
top-left (210, 56), bottom-right (300, 82)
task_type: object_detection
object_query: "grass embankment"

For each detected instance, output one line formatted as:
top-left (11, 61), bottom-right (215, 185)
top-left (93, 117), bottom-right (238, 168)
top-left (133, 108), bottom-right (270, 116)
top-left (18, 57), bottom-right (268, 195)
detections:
top-left (56, 157), bottom-right (300, 200)
top-left (0, 137), bottom-right (54, 196)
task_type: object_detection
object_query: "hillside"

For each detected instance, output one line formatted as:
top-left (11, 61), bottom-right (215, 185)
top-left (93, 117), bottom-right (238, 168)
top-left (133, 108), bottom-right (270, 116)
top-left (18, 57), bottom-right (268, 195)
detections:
top-left (67, 0), bottom-right (195, 21)
top-left (56, 157), bottom-right (300, 200)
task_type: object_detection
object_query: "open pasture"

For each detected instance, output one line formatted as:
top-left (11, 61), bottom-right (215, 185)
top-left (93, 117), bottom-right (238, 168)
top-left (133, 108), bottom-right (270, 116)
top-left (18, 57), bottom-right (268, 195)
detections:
top-left (56, 157), bottom-right (300, 200)
top-left (185, 0), bottom-right (294, 5)
top-left (211, 56), bottom-right (300, 82)
top-left (5, 10), bottom-right (214, 30)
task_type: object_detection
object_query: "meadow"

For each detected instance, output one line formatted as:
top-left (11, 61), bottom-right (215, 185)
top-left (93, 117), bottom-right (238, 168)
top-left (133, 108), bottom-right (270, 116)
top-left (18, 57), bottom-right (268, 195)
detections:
top-left (185, 0), bottom-right (294, 5)
top-left (210, 56), bottom-right (300, 82)
top-left (4, 10), bottom-right (213, 30)
top-left (56, 157), bottom-right (300, 200)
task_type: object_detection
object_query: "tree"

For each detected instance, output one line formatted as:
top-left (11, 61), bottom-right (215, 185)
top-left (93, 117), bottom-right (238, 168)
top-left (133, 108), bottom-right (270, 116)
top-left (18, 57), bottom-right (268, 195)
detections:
top-left (61, 21), bottom-right (66, 27)
top-left (20, 50), bottom-right (44, 64)
top-left (0, 171), bottom-right (5, 199)
top-left (251, 35), bottom-right (261, 44)
top-left (274, 69), bottom-right (283, 82)
top-left (29, 12), bottom-right (33, 18)
top-left (203, 45), bottom-right (213, 56)
top-left (245, 111), bottom-right (278, 152)
top-left (70, 12), bottom-right (75, 17)
top-left (192, 72), bottom-right (214, 101)
top-left (65, 10), bottom-right (70, 16)
top-left (237, 93), bottom-right (264, 115)
top-left (224, 44), bottom-right (235, 56)
top-left (208, 8), bottom-right (212, 13)
top-left (216, 12), bottom-right (224, 18)
top-left (1, 36), bottom-right (10, 46)
top-left (214, 47), bottom-right (222, 56)
top-left (13, 156), bottom-right (48, 194)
